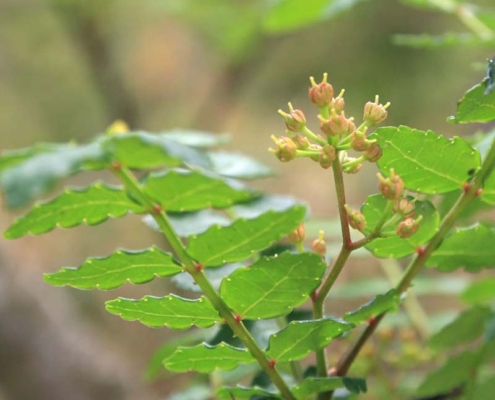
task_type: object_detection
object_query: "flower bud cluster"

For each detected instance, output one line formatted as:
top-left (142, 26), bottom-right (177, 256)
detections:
top-left (270, 73), bottom-right (390, 172)
top-left (345, 204), bottom-right (366, 232)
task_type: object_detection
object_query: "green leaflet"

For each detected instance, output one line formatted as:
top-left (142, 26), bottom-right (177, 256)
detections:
top-left (292, 377), bottom-right (367, 398)
top-left (44, 247), bottom-right (182, 290)
top-left (220, 252), bottom-right (326, 319)
top-left (429, 306), bottom-right (493, 350)
top-left (160, 129), bottom-right (230, 148)
top-left (142, 169), bottom-right (259, 212)
top-left (164, 343), bottom-right (255, 373)
top-left (186, 206), bottom-right (306, 266)
top-left (4, 183), bottom-right (144, 239)
top-left (106, 295), bottom-right (220, 329)
top-left (208, 151), bottom-right (273, 180)
top-left (450, 79), bottom-right (495, 124)
top-left (361, 195), bottom-right (440, 258)
top-left (461, 279), bottom-right (495, 305)
top-left (344, 289), bottom-right (400, 325)
top-left (265, 318), bottom-right (353, 362)
top-left (371, 126), bottom-right (481, 194)
top-left (427, 224), bottom-right (495, 272)
top-left (482, 169), bottom-right (495, 204)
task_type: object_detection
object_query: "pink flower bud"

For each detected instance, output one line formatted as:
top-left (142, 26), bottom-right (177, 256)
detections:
top-left (309, 73), bottom-right (334, 107)
top-left (345, 205), bottom-right (366, 231)
top-left (393, 198), bottom-right (415, 219)
top-left (363, 95), bottom-right (390, 126)
top-left (311, 230), bottom-right (327, 257)
top-left (331, 93), bottom-right (345, 113)
top-left (269, 135), bottom-right (297, 162)
top-left (319, 144), bottom-right (336, 169)
top-left (350, 131), bottom-right (371, 152)
top-left (278, 103), bottom-right (306, 132)
top-left (319, 113), bottom-right (356, 137)
top-left (364, 142), bottom-right (383, 162)
top-left (288, 223), bottom-right (305, 243)
top-left (397, 216), bottom-right (422, 238)
top-left (292, 135), bottom-right (311, 150)
top-left (377, 169), bottom-right (404, 200)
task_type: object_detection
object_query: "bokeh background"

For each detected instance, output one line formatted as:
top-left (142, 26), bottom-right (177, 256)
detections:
top-left (0, 0), bottom-right (493, 399)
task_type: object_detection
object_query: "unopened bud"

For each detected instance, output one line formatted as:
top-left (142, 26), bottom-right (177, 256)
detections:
top-left (331, 91), bottom-right (346, 113)
top-left (345, 205), bottom-right (366, 231)
top-left (378, 169), bottom-right (404, 200)
top-left (269, 135), bottom-right (297, 162)
top-left (278, 103), bottom-right (306, 132)
top-left (350, 131), bottom-right (371, 152)
top-left (292, 135), bottom-right (311, 150)
top-left (393, 198), bottom-right (415, 218)
top-left (309, 73), bottom-right (334, 107)
top-left (319, 144), bottom-right (336, 169)
top-left (363, 95), bottom-right (390, 126)
top-left (288, 223), bottom-right (305, 243)
top-left (364, 142), bottom-right (383, 162)
top-left (343, 162), bottom-right (362, 174)
top-left (319, 113), bottom-right (355, 137)
top-left (311, 230), bottom-right (327, 257)
top-left (396, 216), bottom-right (422, 238)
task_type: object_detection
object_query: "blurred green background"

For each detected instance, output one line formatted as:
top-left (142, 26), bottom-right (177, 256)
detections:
top-left (0, 0), bottom-right (492, 399)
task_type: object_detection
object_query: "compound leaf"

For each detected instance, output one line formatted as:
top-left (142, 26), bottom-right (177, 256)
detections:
top-left (344, 289), bottom-right (400, 325)
top-left (186, 206), bottom-right (306, 266)
top-left (164, 343), bottom-right (255, 373)
top-left (220, 252), bottom-right (326, 319)
top-left (292, 377), bottom-right (367, 398)
top-left (450, 79), bottom-right (495, 124)
top-left (106, 295), bottom-right (220, 329)
top-left (143, 169), bottom-right (258, 212)
top-left (265, 318), bottom-right (352, 362)
top-left (371, 126), bottom-right (481, 194)
top-left (362, 195), bottom-right (439, 258)
top-left (427, 224), bottom-right (495, 272)
top-left (44, 247), bottom-right (182, 290)
top-left (4, 183), bottom-right (143, 239)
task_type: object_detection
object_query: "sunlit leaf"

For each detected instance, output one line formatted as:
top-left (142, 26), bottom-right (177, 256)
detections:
top-left (208, 151), bottom-right (273, 179)
top-left (221, 252), bottom-right (326, 319)
top-left (186, 206), bottom-right (306, 266)
top-left (143, 169), bottom-right (258, 212)
top-left (44, 247), bottom-right (182, 290)
top-left (416, 350), bottom-right (477, 398)
top-left (361, 195), bottom-right (439, 258)
top-left (371, 126), bottom-right (481, 194)
top-left (0, 141), bottom-right (108, 208)
top-left (106, 131), bottom-right (210, 169)
top-left (429, 306), bottom-right (492, 349)
top-left (161, 129), bottom-right (230, 148)
top-left (217, 386), bottom-right (280, 399)
top-left (292, 377), bottom-right (367, 398)
top-left (461, 279), bottom-right (495, 305)
top-left (164, 343), bottom-right (255, 373)
top-left (265, 318), bottom-right (352, 361)
top-left (449, 80), bottom-right (495, 124)
top-left (106, 295), bottom-right (220, 329)
top-left (233, 195), bottom-right (302, 218)
top-left (4, 183), bottom-right (143, 239)
top-left (427, 224), bottom-right (495, 272)
top-left (0, 143), bottom-right (59, 174)
top-left (344, 289), bottom-right (400, 324)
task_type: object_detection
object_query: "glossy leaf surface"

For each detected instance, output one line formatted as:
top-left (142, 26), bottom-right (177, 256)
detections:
top-left (427, 224), bottom-right (495, 272)
top-left (344, 289), bottom-right (400, 324)
top-left (292, 377), bottom-right (367, 398)
top-left (4, 183), bottom-right (143, 239)
top-left (450, 79), bottom-right (495, 124)
top-left (164, 343), bottom-right (255, 373)
top-left (106, 295), bottom-right (220, 329)
top-left (362, 195), bottom-right (439, 258)
top-left (45, 248), bottom-right (182, 290)
top-left (221, 252), bottom-right (326, 319)
top-left (371, 126), bottom-right (480, 194)
top-left (265, 318), bottom-right (352, 361)
top-left (143, 169), bottom-right (258, 212)
top-left (186, 206), bottom-right (306, 266)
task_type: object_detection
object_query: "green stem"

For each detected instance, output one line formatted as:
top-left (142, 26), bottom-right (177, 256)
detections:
top-left (328, 136), bottom-right (495, 395)
top-left (112, 166), bottom-right (296, 400)
top-left (302, 126), bottom-right (326, 145)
